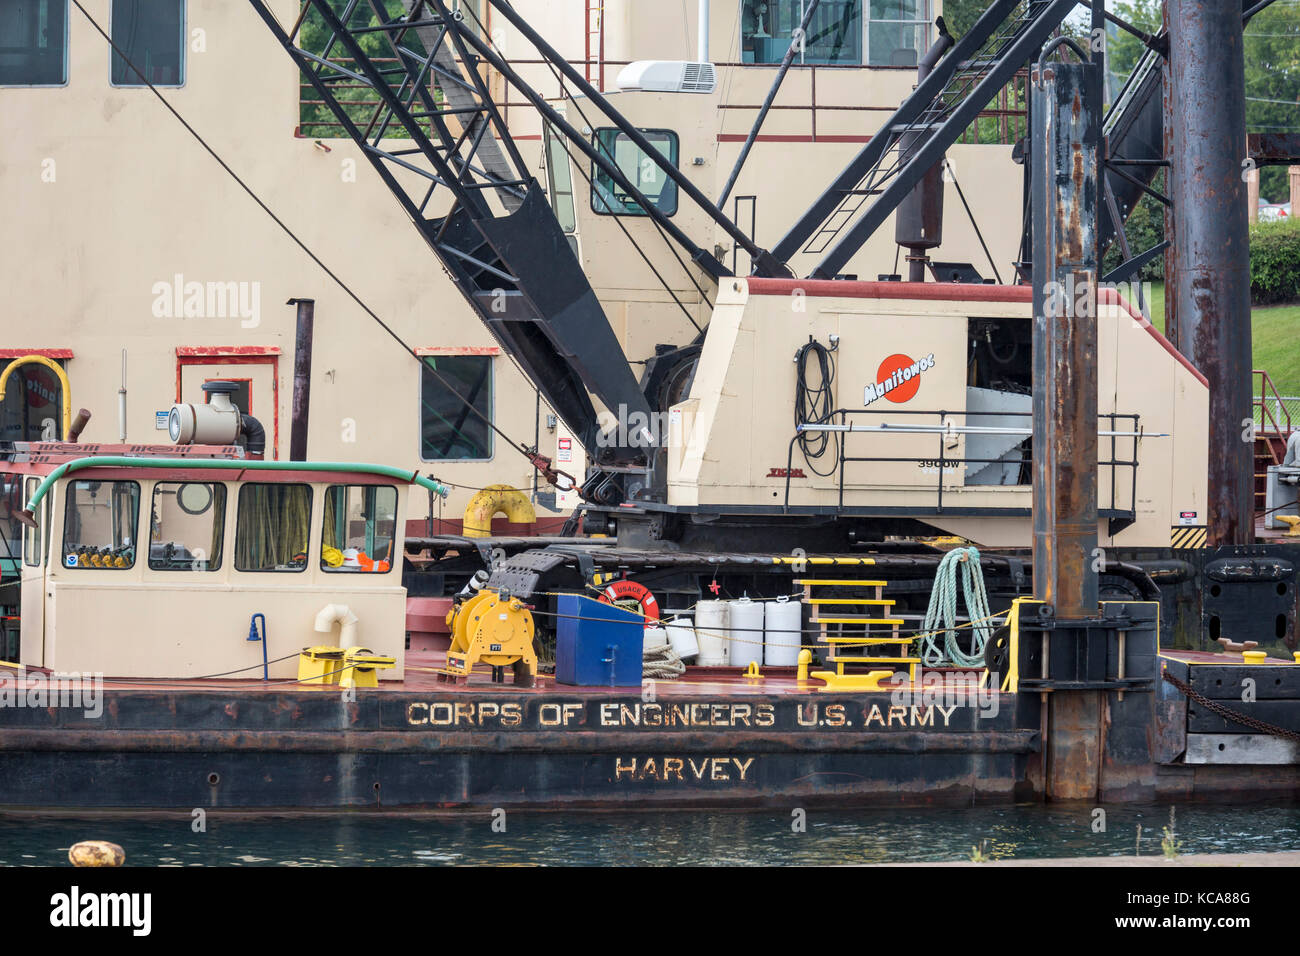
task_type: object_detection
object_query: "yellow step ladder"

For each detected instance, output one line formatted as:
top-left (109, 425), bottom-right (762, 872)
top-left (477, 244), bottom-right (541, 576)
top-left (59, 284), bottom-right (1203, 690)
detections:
top-left (795, 578), bottom-right (919, 683)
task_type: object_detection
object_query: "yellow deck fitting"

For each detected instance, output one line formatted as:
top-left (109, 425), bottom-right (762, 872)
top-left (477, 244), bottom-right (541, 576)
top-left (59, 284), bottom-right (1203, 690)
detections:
top-left (340, 645), bottom-right (396, 688)
top-left (796, 649), bottom-right (812, 685)
top-left (809, 669), bottom-right (895, 692)
top-left (297, 645), bottom-right (346, 685)
top-left (1242, 650), bottom-right (1268, 665)
top-left (742, 661), bottom-right (763, 680)
top-left (1279, 515), bottom-right (1300, 537)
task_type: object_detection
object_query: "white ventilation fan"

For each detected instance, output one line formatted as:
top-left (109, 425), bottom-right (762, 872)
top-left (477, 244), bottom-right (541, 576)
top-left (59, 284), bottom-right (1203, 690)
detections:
top-left (616, 60), bottom-right (717, 94)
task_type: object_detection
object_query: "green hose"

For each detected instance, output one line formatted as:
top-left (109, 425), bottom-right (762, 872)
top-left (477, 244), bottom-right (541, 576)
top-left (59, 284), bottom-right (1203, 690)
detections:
top-left (22, 456), bottom-right (449, 516)
top-left (919, 546), bottom-right (994, 668)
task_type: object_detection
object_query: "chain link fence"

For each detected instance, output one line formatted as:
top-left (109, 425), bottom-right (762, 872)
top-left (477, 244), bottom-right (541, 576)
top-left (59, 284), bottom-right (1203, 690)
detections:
top-left (1257, 395), bottom-right (1300, 433)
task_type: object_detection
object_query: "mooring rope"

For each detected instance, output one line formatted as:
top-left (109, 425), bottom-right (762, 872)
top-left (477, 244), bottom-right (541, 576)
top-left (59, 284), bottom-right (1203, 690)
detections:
top-left (919, 546), bottom-right (994, 668)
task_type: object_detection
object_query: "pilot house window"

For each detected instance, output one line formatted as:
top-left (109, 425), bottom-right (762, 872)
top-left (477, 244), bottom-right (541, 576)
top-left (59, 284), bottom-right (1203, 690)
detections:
top-left (62, 480), bottom-right (140, 570)
top-left (149, 481), bottom-right (226, 571)
top-left (321, 485), bottom-right (397, 573)
top-left (234, 483), bottom-right (311, 572)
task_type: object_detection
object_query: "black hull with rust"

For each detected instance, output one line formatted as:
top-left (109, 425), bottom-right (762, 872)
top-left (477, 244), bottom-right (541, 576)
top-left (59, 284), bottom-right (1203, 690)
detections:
top-left (5, 672), bottom-right (1300, 811)
top-left (0, 689), bottom-right (1038, 810)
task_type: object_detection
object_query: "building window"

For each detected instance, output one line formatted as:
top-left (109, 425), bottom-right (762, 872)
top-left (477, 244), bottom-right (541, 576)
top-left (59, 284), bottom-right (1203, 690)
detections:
top-left (0, 0), bottom-right (69, 86)
top-left (321, 485), bottom-right (397, 573)
top-left (149, 481), bottom-right (226, 571)
top-left (420, 355), bottom-right (493, 461)
top-left (62, 480), bottom-right (140, 570)
top-left (867, 0), bottom-right (930, 67)
top-left (742, 1), bottom-right (862, 65)
top-left (591, 128), bottom-right (679, 217)
top-left (110, 0), bottom-right (185, 87)
top-left (234, 483), bottom-right (311, 572)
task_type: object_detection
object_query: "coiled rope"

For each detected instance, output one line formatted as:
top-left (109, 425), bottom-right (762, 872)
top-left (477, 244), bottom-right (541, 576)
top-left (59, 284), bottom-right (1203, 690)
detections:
top-left (642, 642), bottom-right (686, 680)
top-left (919, 547), bottom-right (993, 667)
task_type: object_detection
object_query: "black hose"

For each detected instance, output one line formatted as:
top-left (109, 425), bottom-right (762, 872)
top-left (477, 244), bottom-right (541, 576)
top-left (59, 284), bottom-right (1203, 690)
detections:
top-left (794, 338), bottom-right (838, 477)
top-left (240, 414), bottom-right (267, 458)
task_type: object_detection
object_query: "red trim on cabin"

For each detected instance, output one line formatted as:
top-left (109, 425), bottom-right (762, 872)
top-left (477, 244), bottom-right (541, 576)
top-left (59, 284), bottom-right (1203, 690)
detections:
top-left (415, 346), bottom-right (502, 356)
top-left (175, 346), bottom-right (282, 357)
top-left (745, 277), bottom-right (1034, 303)
top-left (1096, 287), bottom-right (1209, 387)
top-left (716, 134), bottom-right (871, 143)
top-left (743, 279), bottom-right (1209, 388)
top-left (0, 349), bottom-right (73, 360)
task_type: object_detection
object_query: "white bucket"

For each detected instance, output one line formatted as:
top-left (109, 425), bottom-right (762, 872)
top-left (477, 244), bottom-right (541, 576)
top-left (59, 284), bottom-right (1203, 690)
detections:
top-left (694, 600), bottom-right (730, 666)
top-left (643, 625), bottom-right (669, 652)
top-left (728, 597), bottom-right (766, 670)
top-left (665, 618), bottom-right (699, 660)
top-left (764, 596), bottom-right (803, 666)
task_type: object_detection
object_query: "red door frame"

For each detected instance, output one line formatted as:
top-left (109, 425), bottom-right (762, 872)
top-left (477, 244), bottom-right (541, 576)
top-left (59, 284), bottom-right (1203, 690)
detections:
top-left (175, 347), bottom-right (280, 459)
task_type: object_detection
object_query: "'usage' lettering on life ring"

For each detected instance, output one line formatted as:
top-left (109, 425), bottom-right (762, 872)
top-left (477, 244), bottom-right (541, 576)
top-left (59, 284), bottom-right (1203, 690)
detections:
top-left (598, 579), bottom-right (659, 627)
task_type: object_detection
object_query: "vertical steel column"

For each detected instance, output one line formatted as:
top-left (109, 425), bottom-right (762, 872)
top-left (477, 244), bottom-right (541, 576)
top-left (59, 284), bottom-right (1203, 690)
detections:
top-left (1031, 51), bottom-right (1100, 620)
top-left (1167, 0), bottom-right (1254, 546)
top-left (288, 297), bottom-right (315, 463)
top-left (1160, 0), bottom-right (1178, 350)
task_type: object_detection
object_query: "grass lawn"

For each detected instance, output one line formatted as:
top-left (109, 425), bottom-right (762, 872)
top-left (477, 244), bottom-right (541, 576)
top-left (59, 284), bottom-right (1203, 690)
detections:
top-left (1131, 281), bottom-right (1300, 396)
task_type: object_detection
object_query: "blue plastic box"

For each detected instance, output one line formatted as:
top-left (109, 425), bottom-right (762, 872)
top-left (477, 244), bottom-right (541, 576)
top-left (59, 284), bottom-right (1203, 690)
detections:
top-left (555, 594), bottom-right (644, 687)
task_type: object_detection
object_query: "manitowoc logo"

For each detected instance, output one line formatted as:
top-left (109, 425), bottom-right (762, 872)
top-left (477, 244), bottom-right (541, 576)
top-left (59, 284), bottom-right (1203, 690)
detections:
top-left (864, 352), bottom-right (936, 405)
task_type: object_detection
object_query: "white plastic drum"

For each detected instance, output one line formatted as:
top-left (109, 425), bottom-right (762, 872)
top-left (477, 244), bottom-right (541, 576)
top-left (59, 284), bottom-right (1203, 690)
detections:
top-left (665, 618), bottom-right (699, 661)
top-left (728, 597), bottom-right (766, 669)
top-left (764, 596), bottom-right (803, 666)
top-left (694, 600), bottom-right (730, 666)
top-left (643, 625), bottom-right (670, 652)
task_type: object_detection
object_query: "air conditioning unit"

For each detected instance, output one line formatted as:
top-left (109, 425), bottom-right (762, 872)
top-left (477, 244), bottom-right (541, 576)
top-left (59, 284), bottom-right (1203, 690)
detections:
top-left (616, 60), bottom-right (716, 94)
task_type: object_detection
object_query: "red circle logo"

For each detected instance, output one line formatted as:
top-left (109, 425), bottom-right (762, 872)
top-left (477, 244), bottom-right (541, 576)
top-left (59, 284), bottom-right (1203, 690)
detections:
top-left (876, 354), bottom-right (922, 404)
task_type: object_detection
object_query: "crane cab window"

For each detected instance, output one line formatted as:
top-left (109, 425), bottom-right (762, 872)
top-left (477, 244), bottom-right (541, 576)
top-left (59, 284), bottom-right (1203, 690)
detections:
top-left (591, 128), bottom-right (679, 217)
top-left (321, 485), bottom-right (397, 573)
top-left (149, 482), bottom-right (226, 571)
top-left (62, 480), bottom-right (140, 570)
top-left (234, 484), bottom-right (311, 572)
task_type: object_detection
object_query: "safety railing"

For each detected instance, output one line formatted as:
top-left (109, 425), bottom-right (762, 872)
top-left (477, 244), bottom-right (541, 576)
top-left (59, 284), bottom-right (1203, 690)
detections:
top-left (782, 407), bottom-right (1142, 519)
top-left (1254, 369), bottom-right (1293, 445)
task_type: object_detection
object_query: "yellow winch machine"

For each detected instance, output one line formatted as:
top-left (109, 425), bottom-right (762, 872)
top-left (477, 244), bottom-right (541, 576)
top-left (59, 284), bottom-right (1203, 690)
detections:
top-left (439, 572), bottom-right (538, 686)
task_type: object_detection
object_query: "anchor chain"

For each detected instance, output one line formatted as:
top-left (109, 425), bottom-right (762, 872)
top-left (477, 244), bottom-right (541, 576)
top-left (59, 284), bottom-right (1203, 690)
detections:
top-left (1163, 670), bottom-right (1300, 743)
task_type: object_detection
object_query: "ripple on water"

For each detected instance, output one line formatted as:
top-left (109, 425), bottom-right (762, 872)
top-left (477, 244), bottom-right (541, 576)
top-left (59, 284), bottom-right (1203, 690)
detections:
top-left (1, 803), bottom-right (1299, 865)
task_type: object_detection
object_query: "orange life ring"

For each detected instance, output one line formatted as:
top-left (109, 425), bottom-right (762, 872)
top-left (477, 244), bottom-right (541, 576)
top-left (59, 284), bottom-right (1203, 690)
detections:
top-left (598, 579), bottom-right (659, 626)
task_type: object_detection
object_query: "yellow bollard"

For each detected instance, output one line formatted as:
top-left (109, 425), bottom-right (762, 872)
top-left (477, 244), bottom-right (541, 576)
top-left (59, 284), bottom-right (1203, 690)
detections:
top-left (68, 841), bottom-right (125, 867)
top-left (796, 648), bottom-right (812, 685)
top-left (1243, 650), bottom-right (1268, 665)
top-left (742, 661), bottom-right (763, 680)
